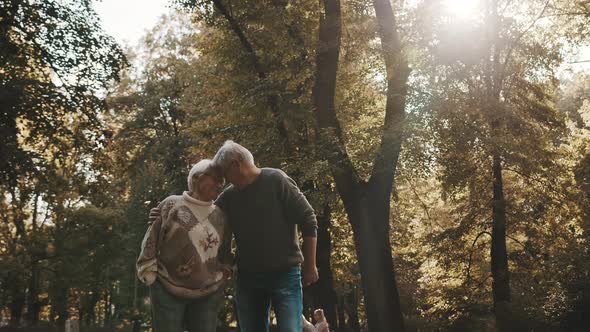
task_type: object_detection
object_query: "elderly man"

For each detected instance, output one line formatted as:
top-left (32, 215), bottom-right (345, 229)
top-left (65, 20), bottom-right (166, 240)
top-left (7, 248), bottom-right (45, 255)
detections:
top-left (211, 140), bottom-right (319, 332)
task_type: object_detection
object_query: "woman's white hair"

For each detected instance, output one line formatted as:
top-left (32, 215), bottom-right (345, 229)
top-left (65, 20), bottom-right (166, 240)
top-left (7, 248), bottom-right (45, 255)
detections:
top-left (211, 140), bottom-right (254, 170)
top-left (187, 159), bottom-right (212, 192)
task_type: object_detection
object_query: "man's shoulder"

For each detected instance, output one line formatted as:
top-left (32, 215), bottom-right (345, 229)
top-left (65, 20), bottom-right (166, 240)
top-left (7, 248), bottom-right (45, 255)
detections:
top-left (261, 167), bottom-right (289, 181)
top-left (215, 185), bottom-right (235, 207)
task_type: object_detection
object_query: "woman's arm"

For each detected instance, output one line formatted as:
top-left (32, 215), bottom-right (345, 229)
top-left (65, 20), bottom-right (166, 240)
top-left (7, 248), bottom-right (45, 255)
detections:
top-left (136, 200), bottom-right (166, 285)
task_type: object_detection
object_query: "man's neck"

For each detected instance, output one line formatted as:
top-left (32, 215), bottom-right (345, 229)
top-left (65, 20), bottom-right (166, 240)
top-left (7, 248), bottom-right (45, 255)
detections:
top-left (236, 165), bottom-right (261, 189)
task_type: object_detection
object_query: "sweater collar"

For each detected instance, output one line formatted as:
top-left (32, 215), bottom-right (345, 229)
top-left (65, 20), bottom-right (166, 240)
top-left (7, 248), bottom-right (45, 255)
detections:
top-left (182, 191), bottom-right (213, 206)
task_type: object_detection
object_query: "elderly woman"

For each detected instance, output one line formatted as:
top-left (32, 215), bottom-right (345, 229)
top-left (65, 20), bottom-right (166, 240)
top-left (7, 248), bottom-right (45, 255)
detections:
top-left (137, 159), bottom-right (232, 332)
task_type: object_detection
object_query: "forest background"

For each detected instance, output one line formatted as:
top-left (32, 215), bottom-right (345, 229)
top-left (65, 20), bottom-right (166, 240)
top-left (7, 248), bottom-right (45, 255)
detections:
top-left (1, 0), bottom-right (590, 331)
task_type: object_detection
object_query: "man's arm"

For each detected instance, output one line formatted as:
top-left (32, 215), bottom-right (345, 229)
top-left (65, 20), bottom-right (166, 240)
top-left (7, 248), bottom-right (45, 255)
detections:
top-left (277, 171), bottom-right (319, 285)
top-left (303, 236), bottom-right (319, 286)
top-left (278, 171), bottom-right (318, 236)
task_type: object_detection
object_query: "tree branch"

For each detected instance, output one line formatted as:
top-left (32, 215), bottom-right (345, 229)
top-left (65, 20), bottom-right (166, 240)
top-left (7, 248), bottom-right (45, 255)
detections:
top-left (499, 0), bottom-right (551, 82)
top-left (210, 0), bottom-right (289, 143)
top-left (368, 0), bottom-right (411, 197)
top-left (465, 230), bottom-right (492, 284)
top-left (312, 0), bottom-right (361, 208)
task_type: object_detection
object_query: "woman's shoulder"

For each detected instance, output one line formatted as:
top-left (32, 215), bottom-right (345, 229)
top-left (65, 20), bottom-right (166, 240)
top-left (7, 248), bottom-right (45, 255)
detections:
top-left (208, 204), bottom-right (228, 232)
top-left (159, 195), bottom-right (182, 206)
top-left (159, 195), bottom-right (183, 214)
top-left (210, 204), bottom-right (226, 220)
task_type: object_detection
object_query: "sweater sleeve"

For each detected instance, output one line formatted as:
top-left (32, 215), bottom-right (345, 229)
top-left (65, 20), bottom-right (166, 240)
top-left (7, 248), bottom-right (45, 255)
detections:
top-left (136, 200), bottom-right (166, 285)
top-left (277, 171), bottom-right (318, 237)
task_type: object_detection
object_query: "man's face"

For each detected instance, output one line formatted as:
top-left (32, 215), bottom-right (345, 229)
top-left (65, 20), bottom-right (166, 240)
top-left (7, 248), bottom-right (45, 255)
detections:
top-left (222, 160), bottom-right (241, 186)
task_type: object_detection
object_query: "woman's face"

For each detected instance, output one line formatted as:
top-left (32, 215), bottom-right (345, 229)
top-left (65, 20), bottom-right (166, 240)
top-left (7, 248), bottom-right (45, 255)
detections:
top-left (194, 171), bottom-right (223, 201)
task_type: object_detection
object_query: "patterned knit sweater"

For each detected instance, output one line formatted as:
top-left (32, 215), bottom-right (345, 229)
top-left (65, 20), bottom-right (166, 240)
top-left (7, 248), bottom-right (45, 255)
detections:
top-left (137, 192), bottom-right (232, 299)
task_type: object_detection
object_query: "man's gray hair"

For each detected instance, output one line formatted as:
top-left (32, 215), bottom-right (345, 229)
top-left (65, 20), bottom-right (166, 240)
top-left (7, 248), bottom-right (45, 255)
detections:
top-left (187, 159), bottom-right (212, 192)
top-left (211, 140), bottom-right (254, 170)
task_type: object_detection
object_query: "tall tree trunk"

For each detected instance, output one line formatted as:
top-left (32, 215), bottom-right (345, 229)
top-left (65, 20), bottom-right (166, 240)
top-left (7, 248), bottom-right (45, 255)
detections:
top-left (336, 295), bottom-right (347, 331)
top-left (9, 283), bottom-right (25, 326)
top-left (315, 204), bottom-right (338, 328)
top-left (491, 152), bottom-right (511, 328)
top-left (85, 289), bottom-right (100, 325)
top-left (312, 0), bottom-right (409, 330)
top-left (53, 285), bottom-right (69, 329)
top-left (0, 0), bottom-right (29, 184)
top-left (26, 261), bottom-right (41, 325)
top-left (104, 288), bottom-right (112, 323)
top-left (26, 192), bottom-right (41, 325)
top-left (486, 0), bottom-right (511, 329)
top-left (347, 200), bottom-right (405, 331)
top-left (345, 291), bottom-right (361, 332)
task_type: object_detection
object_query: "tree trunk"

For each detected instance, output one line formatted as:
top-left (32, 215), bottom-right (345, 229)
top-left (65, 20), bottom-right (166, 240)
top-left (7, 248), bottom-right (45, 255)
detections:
top-left (54, 286), bottom-right (69, 329)
top-left (26, 192), bottom-right (41, 325)
top-left (486, 0), bottom-right (511, 328)
top-left (336, 295), bottom-right (347, 331)
top-left (312, 0), bottom-right (409, 330)
top-left (345, 291), bottom-right (361, 332)
top-left (0, 0), bottom-right (29, 185)
top-left (26, 261), bottom-right (41, 325)
top-left (315, 204), bottom-right (338, 328)
top-left (104, 289), bottom-right (109, 323)
top-left (346, 195), bottom-right (405, 331)
top-left (9, 285), bottom-right (25, 326)
top-left (491, 152), bottom-right (511, 328)
top-left (86, 289), bottom-right (100, 325)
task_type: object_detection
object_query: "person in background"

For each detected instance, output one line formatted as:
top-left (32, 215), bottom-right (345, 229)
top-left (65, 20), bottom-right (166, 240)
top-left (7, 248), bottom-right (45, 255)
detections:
top-left (137, 160), bottom-right (232, 332)
top-left (302, 314), bottom-right (317, 332)
top-left (314, 309), bottom-right (329, 332)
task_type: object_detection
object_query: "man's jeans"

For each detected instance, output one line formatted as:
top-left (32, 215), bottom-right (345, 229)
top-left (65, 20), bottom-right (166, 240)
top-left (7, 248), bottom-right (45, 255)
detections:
top-left (235, 265), bottom-right (303, 332)
top-left (149, 280), bottom-right (223, 332)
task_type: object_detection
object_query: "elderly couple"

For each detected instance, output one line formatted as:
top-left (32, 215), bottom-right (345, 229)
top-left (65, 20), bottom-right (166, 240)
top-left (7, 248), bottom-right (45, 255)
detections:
top-left (137, 141), bottom-right (319, 332)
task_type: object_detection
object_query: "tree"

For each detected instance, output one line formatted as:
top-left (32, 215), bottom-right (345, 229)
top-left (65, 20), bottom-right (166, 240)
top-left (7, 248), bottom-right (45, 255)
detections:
top-left (312, 0), bottom-right (411, 329)
top-left (0, 0), bottom-right (125, 326)
top-left (411, 0), bottom-right (590, 329)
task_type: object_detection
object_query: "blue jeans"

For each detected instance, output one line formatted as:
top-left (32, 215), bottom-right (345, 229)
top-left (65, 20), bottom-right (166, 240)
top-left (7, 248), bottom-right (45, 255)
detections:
top-left (149, 280), bottom-right (223, 332)
top-left (235, 265), bottom-right (303, 332)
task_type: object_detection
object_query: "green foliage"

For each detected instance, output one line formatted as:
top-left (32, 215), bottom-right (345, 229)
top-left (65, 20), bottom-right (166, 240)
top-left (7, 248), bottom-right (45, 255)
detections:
top-left (2, 0), bottom-right (590, 330)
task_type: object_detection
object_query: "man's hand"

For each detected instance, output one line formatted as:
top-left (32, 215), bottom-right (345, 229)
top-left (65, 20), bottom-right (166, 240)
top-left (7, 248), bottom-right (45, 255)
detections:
top-left (303, 264), bottom-right (319, 286)
top-left (148, 206), bottom-right (161, 224)
top-left (302, 236), bottom-right (319, 286)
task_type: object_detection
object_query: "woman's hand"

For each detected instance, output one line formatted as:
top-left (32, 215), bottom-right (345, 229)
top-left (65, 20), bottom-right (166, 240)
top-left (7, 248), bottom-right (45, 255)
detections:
top-left (221, 265), bottom-right (233, 280)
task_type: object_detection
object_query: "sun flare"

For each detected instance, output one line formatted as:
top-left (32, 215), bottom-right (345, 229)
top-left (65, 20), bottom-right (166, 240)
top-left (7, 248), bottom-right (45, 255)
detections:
top-left (442, 0), bottom-right (480, 18)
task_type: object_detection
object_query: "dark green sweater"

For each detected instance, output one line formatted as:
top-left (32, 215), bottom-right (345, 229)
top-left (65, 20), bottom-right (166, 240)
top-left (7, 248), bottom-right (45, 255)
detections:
top-left (215, 168), bottom-right (317, 272)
